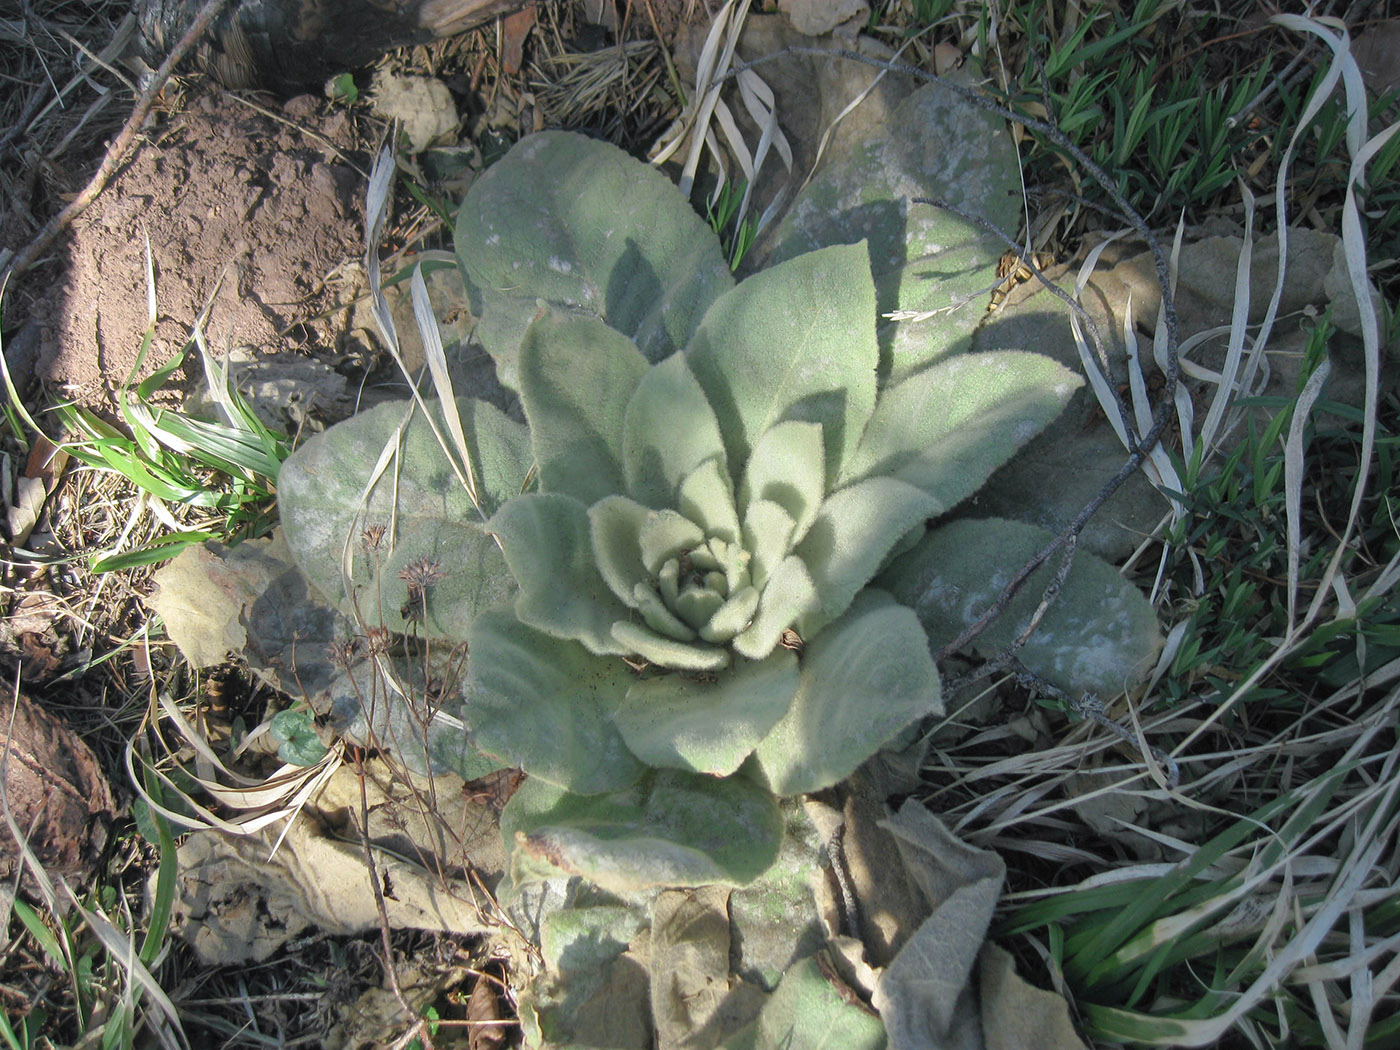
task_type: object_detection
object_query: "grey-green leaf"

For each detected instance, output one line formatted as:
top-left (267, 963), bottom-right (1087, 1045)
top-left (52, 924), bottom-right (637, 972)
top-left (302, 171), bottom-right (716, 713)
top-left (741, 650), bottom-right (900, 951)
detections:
top-left (685, 242), bottom-right (879, 483)
top-left (457, 131), bottom-right (733, 387)
top-left (501, 770), bottom-right (785, 894)
top-left (614, 651), bottom-right (800, 776)
top-left (278, 396), bottom-right (532, 642)
top-left (460, 608), bottom-right (644, 794)
top-left (879, 518), bottom-right (1163, 698)
top-left (738, 419), bottom-right (826, 546)
top-left (752, 589), bottom-right (941, 796)
top-left (794, 478), bottom-right (941, 638)
top-left (622, 352), bottom-right (729, 510)
top-left (490, 492), bottom-right (631, 656)
top-left (765, 79), bottom-right (1021, 380)
top-left (721, 956), bottom-right (886, 1050)
top-left (519, 310), bottom-right (650, 506)
top-left (837, 350), bottom-right (1083, 507)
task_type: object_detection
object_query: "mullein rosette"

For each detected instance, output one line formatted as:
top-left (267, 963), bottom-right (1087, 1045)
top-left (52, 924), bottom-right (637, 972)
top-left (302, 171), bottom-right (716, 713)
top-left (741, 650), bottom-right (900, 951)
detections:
top-left (457, 243), bottom-right (1082, 892)
top-left (279, 132), bottom-right (1092, 894)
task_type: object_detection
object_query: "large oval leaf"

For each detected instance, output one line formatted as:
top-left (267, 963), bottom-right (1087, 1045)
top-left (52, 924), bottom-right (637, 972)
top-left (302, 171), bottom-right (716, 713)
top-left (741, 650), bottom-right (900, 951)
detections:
top-left (880, 518), bottom-right (1163, 698)
top-left (752, 589), bottom-right (942, 796)
top-left (278, 396), bottom-right (532, 642)
top-left (502, 770), bottom-right (784, 894)
top-left (765, 79), bottom-right (1021, 380)
top-left (457, 131), bottom-right (734, 388)
top-left (613, 651), bottom-right (800, 777)
top-left (685, 242), bottom-right (879, 483)
top-left (518, 310), bottom-right (650, 506)
top-left (460, 608), bottom-right (645, 795)
top-left (836, 350), bottom-right (1083, 507)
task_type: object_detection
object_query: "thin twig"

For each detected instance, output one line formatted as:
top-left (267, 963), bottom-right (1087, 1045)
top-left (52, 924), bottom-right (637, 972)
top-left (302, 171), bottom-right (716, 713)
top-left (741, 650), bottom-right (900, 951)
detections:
top-left (2, 0), bottom-right (234, 283)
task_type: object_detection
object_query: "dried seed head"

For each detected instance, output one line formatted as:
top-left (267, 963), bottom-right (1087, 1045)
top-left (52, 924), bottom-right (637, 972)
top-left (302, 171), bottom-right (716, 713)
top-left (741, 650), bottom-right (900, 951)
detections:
top-left (360, 523), bottom-right (388, 552)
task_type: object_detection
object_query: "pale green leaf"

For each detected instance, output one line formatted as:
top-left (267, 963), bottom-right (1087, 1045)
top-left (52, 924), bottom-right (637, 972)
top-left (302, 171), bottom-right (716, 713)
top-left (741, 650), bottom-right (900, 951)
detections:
top-left (502, 770), bottom-right (785, 893)
top-left (793, 478), bottom-right (941, 638)
top-left (612, 620), bottom-right (731, 672)
top-left (733, 555), bottom-right (818, 660)
top-left (461, 608), bottom-right (644, 794)
top-left (738, 420), bottom-right (826, 545)
top-left (456, 131), bottom-right (733, 387)
top-left (685, 243), bottom-right (878, 482)
top-left (742, 500), bottom-right (797, 593)
top-left (622, 352), bottom-right (728, 509)
top-left (278, 396), bottom-right (532, 642)
top-left (638, 508), bottom-right (706, 573)
top-left (490, 492), bottom-right (630, 655)
top-left (590, 494), bottom-right (652, 608)
top-left (837, 351), bottom-right (1083, 507)
top-left (721, 957), bottom-right (886, 1050)
top-left (880, 518), bottom-right (1164, 698)
top-left (752, 590), bottom-right (941, 796)
top-left (519, 310), bottom-right (650, 505)
top-left (765, 81), bottom-right (1020, 379)
top-left (677, 456), bottom-right (741, 544)
top-left (614, 651), bottom-right (799, 776)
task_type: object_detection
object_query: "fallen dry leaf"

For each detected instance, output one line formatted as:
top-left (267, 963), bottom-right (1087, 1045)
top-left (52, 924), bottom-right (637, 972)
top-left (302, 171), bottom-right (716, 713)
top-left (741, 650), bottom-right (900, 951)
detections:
top-left (501, 3), bottom-right (537, 76)
top-left (1, 692), bottom-right (117, 889)
top-left (5, 435), bottom-right (68, 546)
top-left (467, 970), bottom-right (508, 1050)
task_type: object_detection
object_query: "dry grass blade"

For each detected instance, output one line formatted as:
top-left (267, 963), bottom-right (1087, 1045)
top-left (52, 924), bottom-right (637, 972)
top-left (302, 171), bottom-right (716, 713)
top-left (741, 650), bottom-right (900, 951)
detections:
top-left (362, 146), bottom-right (488, 524)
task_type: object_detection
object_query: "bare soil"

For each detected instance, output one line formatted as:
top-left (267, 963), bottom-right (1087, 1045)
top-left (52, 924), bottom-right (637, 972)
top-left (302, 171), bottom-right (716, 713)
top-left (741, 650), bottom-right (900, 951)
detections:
top-left (19, 90), bottom-right (370, 403)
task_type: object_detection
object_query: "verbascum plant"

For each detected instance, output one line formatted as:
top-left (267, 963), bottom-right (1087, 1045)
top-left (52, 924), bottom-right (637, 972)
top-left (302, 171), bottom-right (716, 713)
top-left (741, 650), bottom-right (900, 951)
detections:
top-left (278, 131), bottom-right (1156, 894)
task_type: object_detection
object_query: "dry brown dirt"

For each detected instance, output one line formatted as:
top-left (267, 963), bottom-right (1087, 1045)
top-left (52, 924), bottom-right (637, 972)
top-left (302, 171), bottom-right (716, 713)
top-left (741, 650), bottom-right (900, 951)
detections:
top-left (21, 90), bottom-right (370, 403)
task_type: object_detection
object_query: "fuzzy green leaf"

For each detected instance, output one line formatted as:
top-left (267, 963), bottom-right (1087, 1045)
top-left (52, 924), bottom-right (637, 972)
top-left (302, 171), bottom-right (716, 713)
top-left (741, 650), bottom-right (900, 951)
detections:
top-left (722, 956), bottom-right (887, 1050)
top-left (502, 770), bottom-right (785, 894)
top-left (589, 494), bottom-right (652, 608)
top-left (614, 651), bottom-right (800, 776)
top-left (733, 555), bottom-right (818, 660)
top-left (519, 310), bottom-right (650, 506)
top-left (458, 131), bottom-right (733, 387)
top-left (490, 492), bottom-right (631, 655)
top-left (612, 621), bottom-right (731, 672)
top-left (838, 351), bottom-right (1083, 507)
top-left (622, 352), bottom-right (728, 509)
top-left (461, 608), bottom-right (645, 794)
top-left (794, 478), bottom-right (941, 637)
top-left (738, 420), bottom-right (826, 545)
top-left (685, 243), bottom-right (878, 482)
top-left (752, 589), bottom-right (941, 796)
top-left (677, 456), bottom-right (741, 544)
top-left (278, 396), bottom-right (532, 642)
top-left (880, 518), bottom-right (1163, 698)
top-left (766, 80), bottom-right (1020, 380)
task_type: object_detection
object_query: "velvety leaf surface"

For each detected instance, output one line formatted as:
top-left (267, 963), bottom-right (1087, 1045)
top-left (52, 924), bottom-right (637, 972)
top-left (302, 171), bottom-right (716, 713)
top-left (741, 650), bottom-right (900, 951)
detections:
top-left (490, 492), bottom-right (631, 655)
top-left (460, 608), bottom-right (645, 794)
top-left (685, 243), bottom-right (878, 482)
top-left (880, 518), bottom-right (1163, 698)
top-left (457, 131), bottom-right (733, 387)
top-left (765, 79), bottom-right (1021, 380)
top-left (518, 310), bottom-right (649, 506)
top-left (614, 651), bottom-right (800, 776)
top-left (837, 351), bottom-right (1083, 508)
top-left (721, 957), bottom-right (886, 1050)
top-left (278, 396), bottom-right (532, 642)
top-left (502, 771), bottom-right (785, 894)
top-left (753, 590), bottom-right (942, 796)
top-left (793, 477), bottom-right (941, 637)
top-left (738, 420), bottom-right (826, 545)
top-left (622, 352), bottom-right (729, 509)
